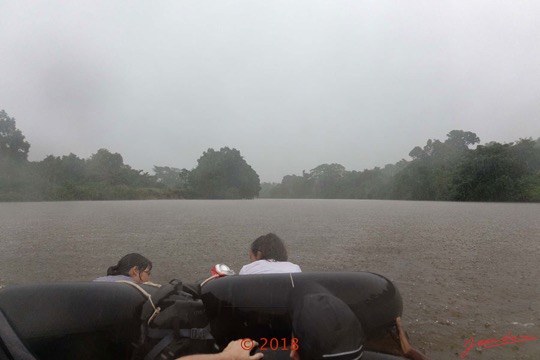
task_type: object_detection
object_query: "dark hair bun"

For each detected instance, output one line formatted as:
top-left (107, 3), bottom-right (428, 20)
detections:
top-left (107, 253), bottom-right (152, 277)
top-left (107, 265), bottom-right (119, 276)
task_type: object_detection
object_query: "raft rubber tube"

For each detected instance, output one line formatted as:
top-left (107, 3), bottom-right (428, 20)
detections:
top-left (201, 272), bottom-right (402, 342)
top-left (0, 282), bottom-right (149, 360)
top-left (0, 272), bottom-right (405, 360)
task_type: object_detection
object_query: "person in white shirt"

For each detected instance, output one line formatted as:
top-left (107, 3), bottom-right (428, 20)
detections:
top-left (239, 233), bottom-right (301, 275)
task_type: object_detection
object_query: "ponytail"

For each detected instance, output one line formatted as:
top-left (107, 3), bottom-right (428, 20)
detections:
top-left (107, 265), bottom-right (119, 276)
top-left (106, 253), bottom-right (152, 276)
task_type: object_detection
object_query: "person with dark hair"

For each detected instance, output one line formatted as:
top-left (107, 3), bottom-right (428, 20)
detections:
top-left (239, 233), bottom-right (301, 275)
top-left (288, 282), bottom-right (364, 360)
top-left (94, 253), bottom-right (153, 284)
top-left (288, 283), bottom-right (426, 360)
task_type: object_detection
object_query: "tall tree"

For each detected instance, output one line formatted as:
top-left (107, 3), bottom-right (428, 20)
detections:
top-left (445, 130), bottom-right (480, 151)
top-left (452, 143), bottom-right (527, 201)
top-left (153, 166), bottom-right (192, 195)
top-left (271, 174), bottom-right (311, 198)
top-left (0, 110), bottom-right (30, 161)
top-left (190, 147), bottom-right (260, 199)
top-left (39, 153), bottom-right (86, 184)
top-left (86, 148), bottom-right (127, 184)
top-left (309, 163), bottom-right (347, 198)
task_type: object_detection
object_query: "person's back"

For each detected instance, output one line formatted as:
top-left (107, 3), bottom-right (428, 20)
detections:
top-left (239, 259), bottom-right (301, 274)
top-left (239, 233), bottom-right (301, 275)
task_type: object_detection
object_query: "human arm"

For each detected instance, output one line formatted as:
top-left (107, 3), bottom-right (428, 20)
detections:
top-left (176, 339), bottom-right (263, 360)
top-left (396, 317), bottom-right (431, 360)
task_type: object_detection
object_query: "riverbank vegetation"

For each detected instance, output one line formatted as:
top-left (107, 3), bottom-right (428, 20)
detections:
top-left (0, 110), bottom-right (260, 201)
top-left (263, 131), bottom-right (540, 201)
top-left (1, 109), bottom-right (539, 201)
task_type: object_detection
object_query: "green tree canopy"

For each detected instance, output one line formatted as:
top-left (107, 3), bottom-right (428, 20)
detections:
top-left (270, 174), bottom-right (311, 198)
top-left (453, 142), bottom-right (527, 201)
top-left (309, 163), bottom-right (347, 198)
top-left (190, 147), bottom-right (260, 199)
top-left (153, 166), bottom-right (191, 193)
top-left (39, 153), bottom-right (86, 184)
top-left (86, 149), bottom-right (125, 184)
top-left (85, 148), bottom-right (150, 186)
top-left (445, 130), bottom-right (480, 151)
top-left (0, 110), bottom-right (30, 161)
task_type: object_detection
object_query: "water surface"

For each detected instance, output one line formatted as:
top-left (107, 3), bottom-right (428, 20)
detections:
top-left (1, 199), bottom-right (538, 359)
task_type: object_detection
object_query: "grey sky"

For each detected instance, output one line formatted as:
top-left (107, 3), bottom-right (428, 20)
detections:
top-left (2, 1), bottom-right (539, 182)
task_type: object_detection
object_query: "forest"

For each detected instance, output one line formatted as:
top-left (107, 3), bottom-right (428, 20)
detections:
top-left (262, 130), bottom-right (540, 201)
top-left (1, 109), bottom-right (539, 202)
top-left (0, 110), bottom-right (260, 201)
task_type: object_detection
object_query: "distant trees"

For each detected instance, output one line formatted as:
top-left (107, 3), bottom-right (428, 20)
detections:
top-left (393, 130), bottom-right (481, 200)
top-left (0, 110), bottom-right (30, 162)
top-left (446, 130), bottom-right (481, 152)
top-left (40, 153), bottom-right (86, 184)
top-left (271, 173), bottom-right (311, 198)
top-left (190, 147), bottom-right (260, 199)
top-left (0, 110), bottom-right (262, 201)
top-left (1, 109), bottom-right (538, 203)
top-left (453, 139), bottom-right (540, 201)
top-left (262, 130), bottom-right (540, 202)
top-left (0, 110), bottom-right (170, 201)
top-left (153, 166), bottom-right (190, 189)
top-left (26, 149), bottom-right (156, 200)
top-left (310, 164), bottom-right (346, 198)
top-left (0, 110), bottom-right (33, 201)
top-left (269, 163), bottom-right (398, 199)
top-left (86, 149), bottom-right (125, 184)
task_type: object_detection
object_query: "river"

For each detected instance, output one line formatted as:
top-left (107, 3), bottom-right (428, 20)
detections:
top-left (0, 199), bottom-right (538, 359)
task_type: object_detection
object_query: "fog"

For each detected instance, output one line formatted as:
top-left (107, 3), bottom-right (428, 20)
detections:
top-left (1, 1), bottom-right (539, 182)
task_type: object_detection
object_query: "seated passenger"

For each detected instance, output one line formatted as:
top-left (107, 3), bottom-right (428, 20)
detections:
top-left (239, 233), bottom-right (301, 275)
top-left (94, 253), bottom-right (152, 284)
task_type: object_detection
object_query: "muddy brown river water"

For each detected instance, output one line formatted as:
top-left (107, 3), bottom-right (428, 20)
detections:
top-left (0, 199), bottom-right (539, 359)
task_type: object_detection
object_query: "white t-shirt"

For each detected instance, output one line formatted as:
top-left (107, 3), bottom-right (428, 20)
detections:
top-left (239, 259), bottom-right (302, 275)
top-left (93, 275), bottom-right (135, 283)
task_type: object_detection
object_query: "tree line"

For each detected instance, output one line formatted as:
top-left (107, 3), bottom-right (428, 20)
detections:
top-left (261, 130), bottom-right (540, 202)
top-left (0, 110), bottom-right (260, 201)
top-left (2, 109), bottom-right (539, 202)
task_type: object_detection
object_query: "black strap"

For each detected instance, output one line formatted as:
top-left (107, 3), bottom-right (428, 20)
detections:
top-left (187, 328), bottom-right (213, 340)
top-left (147, 327), bottom-right (214, 340)
top-left (141, 280), bottom-right (184, 321)
top-left (0, 310), bottom-right (37, 360)
top-left (144, 333), bottom-right (174, 360)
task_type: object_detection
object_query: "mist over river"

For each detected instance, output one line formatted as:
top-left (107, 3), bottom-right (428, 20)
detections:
top-left (0, 199), bottom-right (538, 359)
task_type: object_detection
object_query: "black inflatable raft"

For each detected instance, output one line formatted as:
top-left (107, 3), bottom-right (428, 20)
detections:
top-left (0, 272), bottom-right (407, 360)
top-left (201, 272), bottom-right (403, 344)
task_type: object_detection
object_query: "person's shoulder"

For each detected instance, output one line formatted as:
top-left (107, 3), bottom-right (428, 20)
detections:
top-left (239, 260), bottom-right (264, 274)
top-left (240, 260), bottom-right (280, 274)
top-left (288, 262), bottom-right (302, 272)
top-left (240, 260), bottom-right (301, 275)
top-left (278, 261), bottom-right (302, 273)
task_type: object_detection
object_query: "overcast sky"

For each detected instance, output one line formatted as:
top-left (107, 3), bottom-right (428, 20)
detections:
top-left (1, 1), bottom-right (539, 182)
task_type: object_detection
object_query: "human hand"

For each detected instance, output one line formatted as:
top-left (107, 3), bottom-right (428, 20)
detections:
top-left (222, 339), bottom-right (263, 360)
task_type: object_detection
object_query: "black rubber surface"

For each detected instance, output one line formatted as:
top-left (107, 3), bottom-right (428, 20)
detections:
top-left (0, 282), bottom-right (150, 359)
top-left (201, 272), bottom-right (403, 344)
top-left (0, 273), bottom-right (404, 359)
